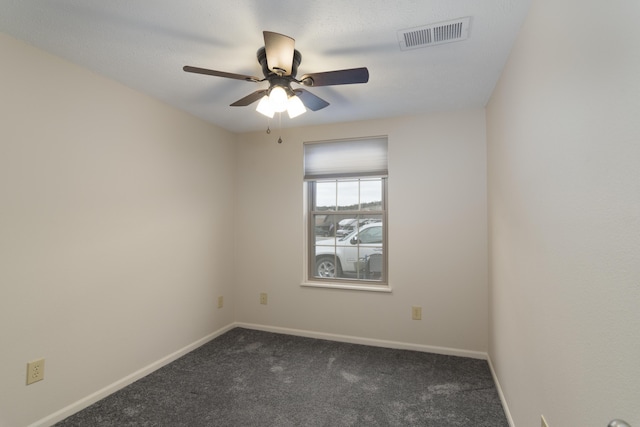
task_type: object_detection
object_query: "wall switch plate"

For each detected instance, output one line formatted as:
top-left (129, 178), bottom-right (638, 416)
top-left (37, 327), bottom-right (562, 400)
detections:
top-left (260, 293), bottom-right (268, 305)
top-left (541, 415), bottom-right (549, 427)
top-left (218, 296), bottom-right (223, 308)
top-left (412, 306), bottom-right (422, 320)
top-left (27, 358), bottom-right (45, 385)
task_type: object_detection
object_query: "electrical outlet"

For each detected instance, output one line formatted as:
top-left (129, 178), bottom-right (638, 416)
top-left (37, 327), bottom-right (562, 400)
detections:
top-left (218, 296), bottom-right (224, 308)
top-left (26, 358), bottom-right (45, 385)
top-left (412, 306), bottom-right (422, 320)
top-left (541, 415), bottom-right (549, 427)
top-left (260, 293), bottom-right (268, 305)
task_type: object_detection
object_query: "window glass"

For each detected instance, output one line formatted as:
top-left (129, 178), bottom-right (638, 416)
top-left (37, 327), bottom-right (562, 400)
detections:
top-left (337, 180), bottom-right (359, 211)
top-left (310, 178), bottom-right (386, 283)
top-left (314, 181), bottom-right (337, 211)
top-left (360, 179), bottom-right (382, 210)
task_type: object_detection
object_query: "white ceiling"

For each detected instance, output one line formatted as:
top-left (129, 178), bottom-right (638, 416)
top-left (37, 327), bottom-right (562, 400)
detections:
top-left (0, 0), bottom-right (531, 133)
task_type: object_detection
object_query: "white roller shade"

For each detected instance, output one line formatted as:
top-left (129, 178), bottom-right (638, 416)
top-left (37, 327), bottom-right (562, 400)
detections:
top-left (304, 137), bottom-right (388, 180)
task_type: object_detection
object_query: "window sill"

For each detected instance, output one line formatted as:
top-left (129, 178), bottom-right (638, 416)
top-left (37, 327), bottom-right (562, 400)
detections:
top-left (301, 281), bottom-right (392, 293)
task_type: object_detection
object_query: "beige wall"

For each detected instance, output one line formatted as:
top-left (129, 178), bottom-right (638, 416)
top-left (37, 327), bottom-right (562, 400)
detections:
top-left (235, 110), bottom-right (488, 354)
top-left (487, 0), bottom-right (640, 426)
top-left (0, 33), bottom-right (236, 426)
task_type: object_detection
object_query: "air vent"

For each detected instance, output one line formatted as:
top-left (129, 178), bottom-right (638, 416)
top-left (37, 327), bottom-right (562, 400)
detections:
top-left (397, 17), bottom-right (471, 51)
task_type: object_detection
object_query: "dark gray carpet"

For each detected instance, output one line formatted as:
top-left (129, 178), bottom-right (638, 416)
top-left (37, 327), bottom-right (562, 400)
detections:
top-left (55, 328), bottom-right (508, 426)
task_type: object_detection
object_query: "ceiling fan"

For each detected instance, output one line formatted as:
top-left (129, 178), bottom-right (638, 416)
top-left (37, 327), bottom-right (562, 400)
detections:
top-left (183, 31), bottom-right (369, 119)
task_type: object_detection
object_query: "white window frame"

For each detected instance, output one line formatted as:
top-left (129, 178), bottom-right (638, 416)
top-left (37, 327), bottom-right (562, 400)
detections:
top-left (302, 137), bottom-right (390, 292)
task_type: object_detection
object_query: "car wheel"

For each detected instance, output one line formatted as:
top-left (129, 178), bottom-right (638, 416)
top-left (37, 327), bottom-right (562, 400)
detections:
top-left (316, 256), bottom-right (340, 278)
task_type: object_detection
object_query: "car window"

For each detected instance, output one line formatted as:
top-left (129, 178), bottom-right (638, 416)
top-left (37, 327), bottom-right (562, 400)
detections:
top-left (358, 226), bottom-right (382, 244)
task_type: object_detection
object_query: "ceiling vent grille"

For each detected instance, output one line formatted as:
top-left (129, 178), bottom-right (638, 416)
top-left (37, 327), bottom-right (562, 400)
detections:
top-left (398, 17), bottom-right (471, 51)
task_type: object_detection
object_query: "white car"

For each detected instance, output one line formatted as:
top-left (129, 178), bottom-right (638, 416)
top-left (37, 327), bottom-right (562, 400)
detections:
top-left (314, 223), bottom-right (383, 279)
top-left (335, 218), bottom-right (378, 238)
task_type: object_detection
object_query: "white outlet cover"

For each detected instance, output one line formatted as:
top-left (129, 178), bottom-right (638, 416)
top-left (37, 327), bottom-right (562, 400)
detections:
top-left (26, 359), bottom-right (45, 385)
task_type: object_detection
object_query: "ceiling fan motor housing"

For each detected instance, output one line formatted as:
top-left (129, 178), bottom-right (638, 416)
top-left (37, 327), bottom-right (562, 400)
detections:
top-left (257, 47), bottom-right (302, 78)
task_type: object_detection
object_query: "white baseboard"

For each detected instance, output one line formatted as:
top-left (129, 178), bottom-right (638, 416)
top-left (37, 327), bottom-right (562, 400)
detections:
top-left (234, 322), bottom-right (488, 360)
top-left (487, 355), bottom-right (515, 427)
top-left (30, 323), bottom-right (236, 427)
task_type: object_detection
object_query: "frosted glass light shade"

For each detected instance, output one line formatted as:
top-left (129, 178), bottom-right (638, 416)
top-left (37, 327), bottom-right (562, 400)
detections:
top-left (256, 96), bottom-right (275, 118)
top-left (287, 95), bottom-right (307, 118)
top-left (268, 86), bottom-right (288, 112)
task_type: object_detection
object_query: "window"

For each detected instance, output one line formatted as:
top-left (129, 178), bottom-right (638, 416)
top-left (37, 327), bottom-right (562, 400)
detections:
top-left (304, 137), bottom-right (388, 286)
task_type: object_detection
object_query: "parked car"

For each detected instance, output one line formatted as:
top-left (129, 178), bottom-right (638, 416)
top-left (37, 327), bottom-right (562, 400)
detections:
top-left (314, 222), bottom-right (335, 237)
top-left (335, 218), bottom-right (357, 237)
top-left (314, 223), bottom-right (383, 279)
top-left (314, 215), bottom-right (338, 237)
top-left (335, 218), bottom-right (380, 237)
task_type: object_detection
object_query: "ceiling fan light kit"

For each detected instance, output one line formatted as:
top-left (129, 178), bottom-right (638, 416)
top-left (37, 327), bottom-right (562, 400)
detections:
top-left (286, 95), bottom-right (307, 119)
top-left (267, 86), bottom-right (289, 113)
top-left (183, 31), bottom-right (369, 120)
top-left (254, 86), bottom-right (307, 119)
top-left (256, 96), bottom-right (275, 118)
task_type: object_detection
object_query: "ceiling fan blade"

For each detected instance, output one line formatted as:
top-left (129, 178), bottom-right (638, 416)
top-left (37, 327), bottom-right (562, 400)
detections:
top-left (183, 65), bottom-right (261, 82)
top-left (294, 89), bottom-right (330, 111)
top-left (263, 31), bottom-right (295, 76)
top-left (299, 67), bottom-right (369, 87)
top-left (230, 90), bottom-right (268, 107)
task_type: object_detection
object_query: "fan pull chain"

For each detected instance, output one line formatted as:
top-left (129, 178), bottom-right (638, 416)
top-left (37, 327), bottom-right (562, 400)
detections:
top-left (264, 114), bottom-right (282, 144)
